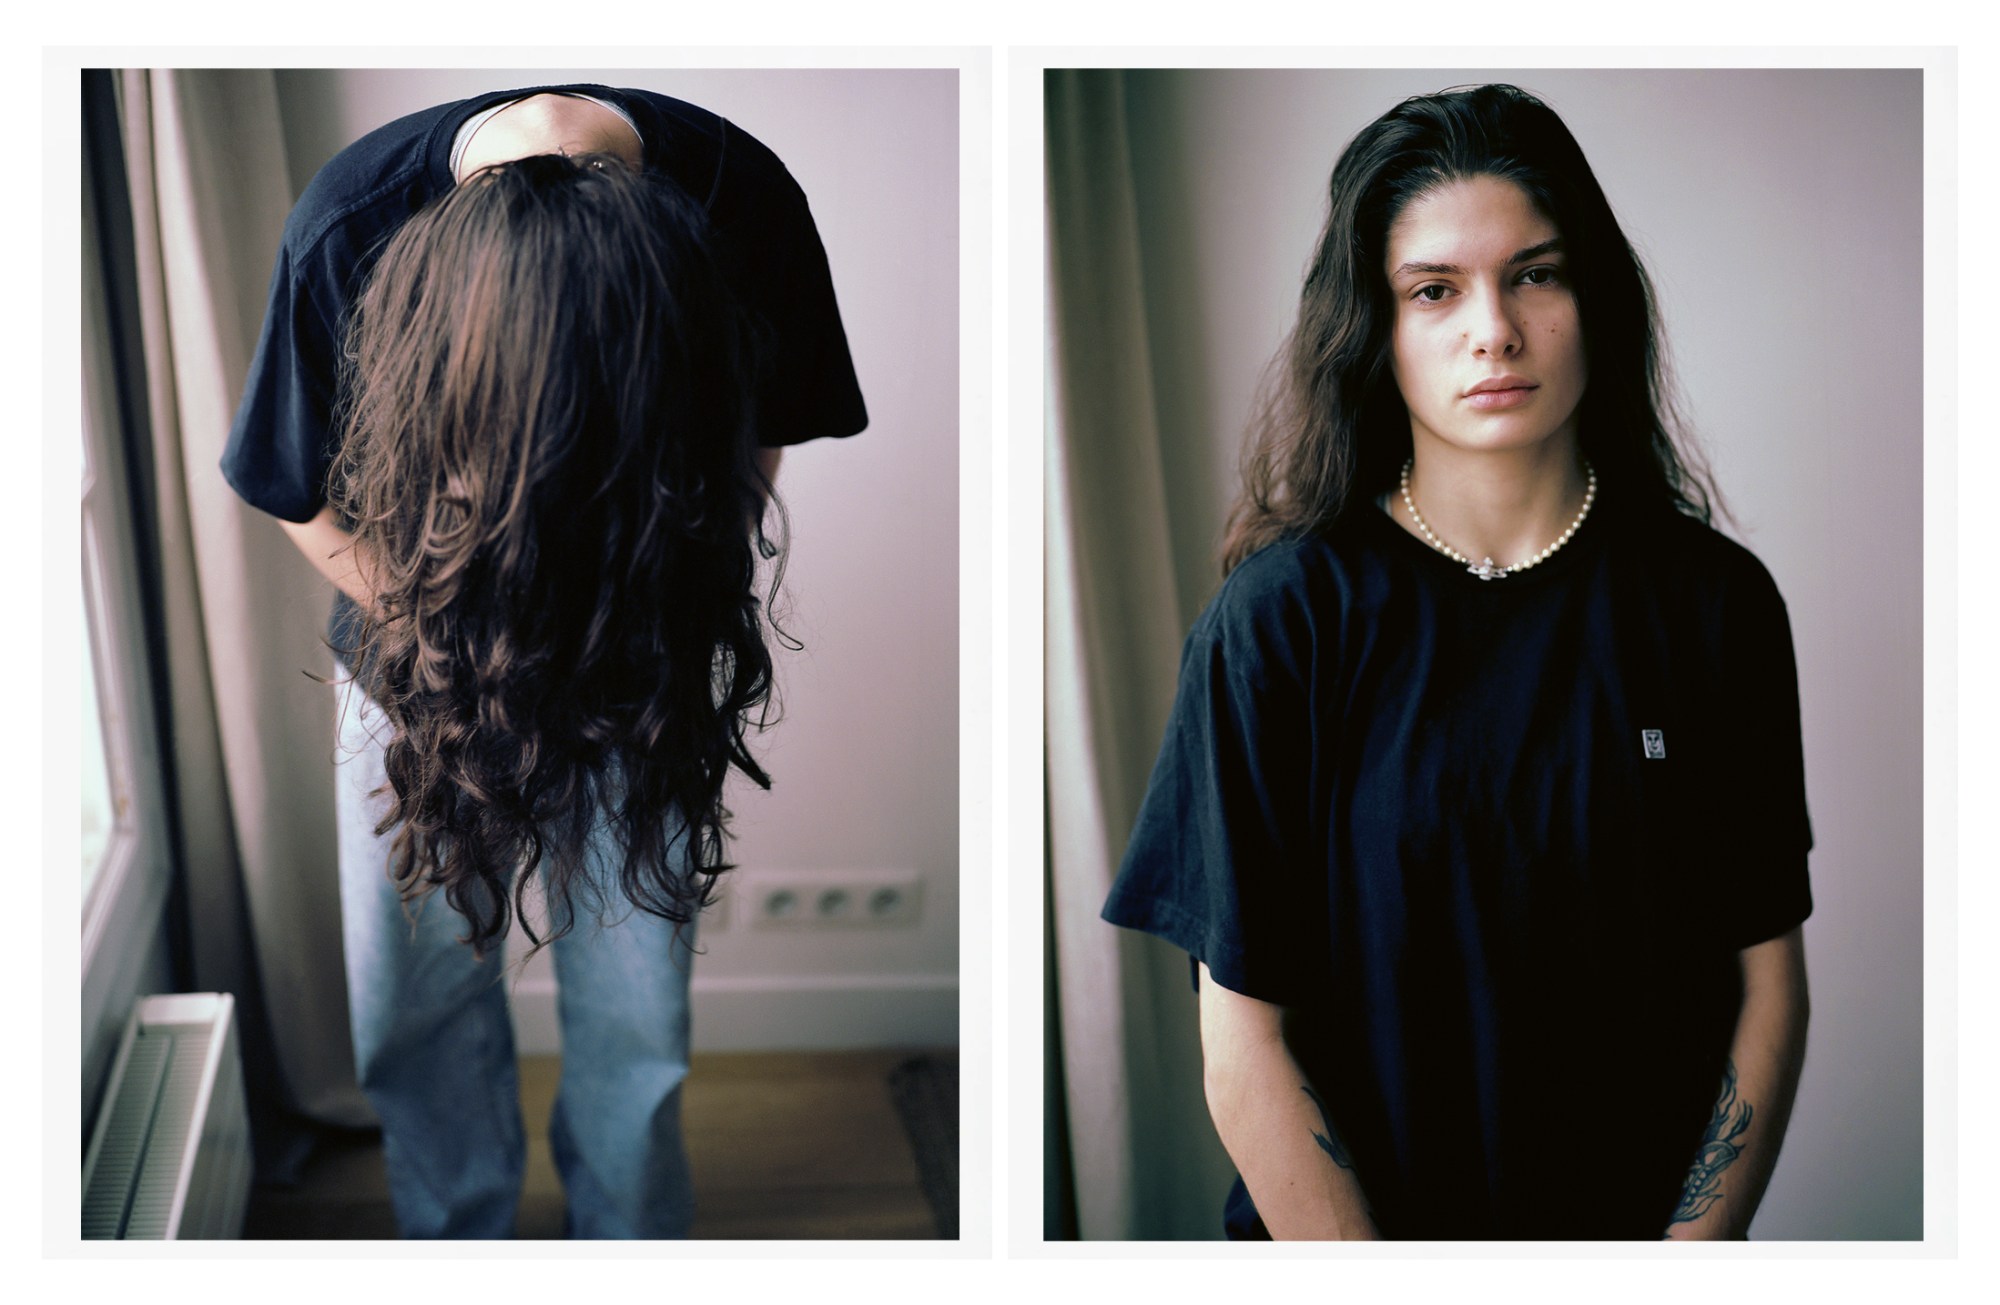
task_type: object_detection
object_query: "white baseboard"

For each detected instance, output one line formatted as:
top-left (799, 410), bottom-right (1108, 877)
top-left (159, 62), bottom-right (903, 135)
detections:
top-left (506, 972), bottom-right (957, 1055)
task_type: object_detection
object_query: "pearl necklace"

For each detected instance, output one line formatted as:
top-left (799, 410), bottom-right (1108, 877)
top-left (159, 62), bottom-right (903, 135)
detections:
top-left (1398, 457), bottom-right (1597, 581)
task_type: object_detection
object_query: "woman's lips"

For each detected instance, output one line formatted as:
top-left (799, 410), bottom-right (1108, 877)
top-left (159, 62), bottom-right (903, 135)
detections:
top-left (1463, 384), bottom-right (1537, 410)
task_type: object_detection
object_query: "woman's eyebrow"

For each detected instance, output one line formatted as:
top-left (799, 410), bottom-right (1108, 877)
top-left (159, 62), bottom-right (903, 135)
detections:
top-left (1391, 237), bottom-right (1565, 280)
top-left (1508, 237), bottom-right (1564, 265)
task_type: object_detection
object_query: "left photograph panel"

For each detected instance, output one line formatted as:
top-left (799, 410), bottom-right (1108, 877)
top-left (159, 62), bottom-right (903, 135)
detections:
top-left (77, 66), bottom-right (959, 1241)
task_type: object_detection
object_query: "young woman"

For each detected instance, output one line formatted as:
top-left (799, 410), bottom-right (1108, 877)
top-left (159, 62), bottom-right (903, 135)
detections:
top-left (221, 86), bottom-right (865, 1238)
top-left (1103, 84), bottom-right (1811, 1240)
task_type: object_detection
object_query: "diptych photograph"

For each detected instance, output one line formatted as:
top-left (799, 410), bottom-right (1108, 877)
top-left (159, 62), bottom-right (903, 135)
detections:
top-left (60, 50), bottom-right (1947, 1258)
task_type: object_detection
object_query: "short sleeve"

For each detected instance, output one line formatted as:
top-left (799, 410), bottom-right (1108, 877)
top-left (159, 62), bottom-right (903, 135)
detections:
top-left (1101, 549), bottom-right (1326, 1004)
top-left (1713, 562), bottom-right (1815, 949)
top-left (703, 124), bottom-right (867, 448)
top-left (219, 242), bottom-right (343, 523)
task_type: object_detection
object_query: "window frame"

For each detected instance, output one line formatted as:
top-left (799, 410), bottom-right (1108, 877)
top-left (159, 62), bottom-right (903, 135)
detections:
top-left (79, 114), bottom-right (175, 1107)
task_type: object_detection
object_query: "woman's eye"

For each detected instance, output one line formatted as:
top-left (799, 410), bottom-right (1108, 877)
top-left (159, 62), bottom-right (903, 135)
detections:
top-left (1413, 284), bottom-right (1451, 303)
top-left (1520, 265), bottom-right (1562, 286)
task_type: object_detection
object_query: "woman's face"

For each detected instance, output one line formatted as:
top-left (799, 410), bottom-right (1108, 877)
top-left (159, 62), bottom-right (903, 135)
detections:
top-left (1384, 174), bottom-right (1587, 461)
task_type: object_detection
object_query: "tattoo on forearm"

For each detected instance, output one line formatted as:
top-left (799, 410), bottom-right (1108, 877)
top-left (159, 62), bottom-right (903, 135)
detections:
top-left (1301, 1084), bottom-right (1355, 1171)
top-left (1668, 1058), bottom-right (1754, 1226)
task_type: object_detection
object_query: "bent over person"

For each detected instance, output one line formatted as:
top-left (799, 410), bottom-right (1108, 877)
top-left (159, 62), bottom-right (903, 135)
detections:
top-left (1102, 85), bottom-right (1811, 1240)
top-left (222, 84), bottom-right (865, 1239)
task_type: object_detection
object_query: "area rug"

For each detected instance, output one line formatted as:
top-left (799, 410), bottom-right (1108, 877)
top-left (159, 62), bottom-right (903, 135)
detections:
top-left (887, 1053), bottom-right (958, 1239)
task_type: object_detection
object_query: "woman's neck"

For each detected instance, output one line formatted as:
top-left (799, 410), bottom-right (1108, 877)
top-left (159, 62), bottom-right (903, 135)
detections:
top-left (1386, 435), bottom-right (1590, 568)
top-left (455, 93), bottom-right (644, 183)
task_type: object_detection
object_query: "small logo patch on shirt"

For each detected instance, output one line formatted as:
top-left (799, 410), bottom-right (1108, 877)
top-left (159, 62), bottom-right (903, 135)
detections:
top-left (1641, 729), bottom-right (1667, 760)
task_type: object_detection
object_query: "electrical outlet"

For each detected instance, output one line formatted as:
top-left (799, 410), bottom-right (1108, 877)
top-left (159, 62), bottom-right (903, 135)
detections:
top-left (732, 869), bottom-right (924, 930)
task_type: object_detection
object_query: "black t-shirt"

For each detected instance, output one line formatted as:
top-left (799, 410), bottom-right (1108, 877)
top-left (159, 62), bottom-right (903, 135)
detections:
top-left (1102, 492), bottom-right (1813, 1240)
top-left (219, 84), bottom-right (867, 661)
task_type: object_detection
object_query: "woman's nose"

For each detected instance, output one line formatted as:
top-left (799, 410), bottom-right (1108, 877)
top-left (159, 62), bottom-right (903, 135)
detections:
top-left (1465, 286), bottom-right (1521, 358)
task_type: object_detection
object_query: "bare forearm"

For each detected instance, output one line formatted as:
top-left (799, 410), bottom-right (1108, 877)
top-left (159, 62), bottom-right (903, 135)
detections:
top-left (1665, 928), bottom-right (1810, 1239)
top-left (281, 451), bottom-right (775, 615)
top-left (1208, 1071), bottom-right (1381, 1240)
top-left (278, 506), bottom-right (382, 618)
top-left (746, 445), bottom-right (784, 534)
top-left (1199, 965), bottom-right (1380, 1240)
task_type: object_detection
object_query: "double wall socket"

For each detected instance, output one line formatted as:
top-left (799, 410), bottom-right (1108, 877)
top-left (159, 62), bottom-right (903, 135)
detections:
top-left (727, 869), bottom-right (924, 930)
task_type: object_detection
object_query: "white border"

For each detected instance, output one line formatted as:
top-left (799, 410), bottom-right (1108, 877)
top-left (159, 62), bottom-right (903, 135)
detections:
top-left (19, 7), bottom-right (1993, 1297)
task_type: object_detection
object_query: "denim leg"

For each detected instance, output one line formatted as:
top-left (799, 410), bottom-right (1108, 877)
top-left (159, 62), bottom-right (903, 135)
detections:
top-left (546, 838), bottom-right (698, 1240)
top-left (335, 674), bottom-right (525, 1239)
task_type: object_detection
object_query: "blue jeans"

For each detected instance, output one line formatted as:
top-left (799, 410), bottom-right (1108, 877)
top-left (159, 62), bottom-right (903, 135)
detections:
top-left (335, 673), bottom-right (695, 1239)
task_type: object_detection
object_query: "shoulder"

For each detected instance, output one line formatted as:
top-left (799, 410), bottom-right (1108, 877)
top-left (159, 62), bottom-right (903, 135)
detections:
top-left (284, 100), bottom-right (460, 261)
top-left (1201, 534), bottom-right (1328, 626)
top-left (1649, 506), bottom-right (1785, 589)
top-left (1189, 531), bottom-right (1363, 674)
top-left (1617, 502), bottom-right (1793, 631)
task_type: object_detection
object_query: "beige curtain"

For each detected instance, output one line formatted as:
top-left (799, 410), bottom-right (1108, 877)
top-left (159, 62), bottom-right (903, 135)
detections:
top-left (119, 69), bottom-right (370, 1130)
top-left (1044, 70), bottom-right (1235, 1240)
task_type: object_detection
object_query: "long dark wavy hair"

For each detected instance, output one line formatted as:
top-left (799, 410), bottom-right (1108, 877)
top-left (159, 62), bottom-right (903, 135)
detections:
top-left (1221, 83), bottom-right (1722, 574)
top-left (330, 152), bottom-right (780, 956)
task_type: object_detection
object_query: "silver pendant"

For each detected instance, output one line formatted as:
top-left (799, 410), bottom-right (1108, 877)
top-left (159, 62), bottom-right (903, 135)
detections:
top-left (1469, 556), bottom-right (1507, 581)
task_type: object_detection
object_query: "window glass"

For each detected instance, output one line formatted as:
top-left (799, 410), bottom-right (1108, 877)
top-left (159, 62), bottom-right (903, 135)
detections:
top-left (82, 570), bottom-right (114, 901)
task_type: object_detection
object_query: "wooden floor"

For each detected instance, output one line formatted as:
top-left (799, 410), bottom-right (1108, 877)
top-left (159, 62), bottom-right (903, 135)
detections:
top-left (245, 1049), bottom-right (946, 1240)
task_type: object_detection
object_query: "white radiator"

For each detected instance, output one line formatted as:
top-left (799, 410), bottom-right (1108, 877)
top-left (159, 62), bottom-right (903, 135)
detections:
top-left (82, 993), bottom-right (252, 1240)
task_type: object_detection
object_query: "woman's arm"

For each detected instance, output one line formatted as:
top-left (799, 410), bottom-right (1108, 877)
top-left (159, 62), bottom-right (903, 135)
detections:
top-left (279, 505), bottom-right (382, 618)
top-left (284, 452), bottom-right (782, 615)
top-left (1199, 963), bottom-right (1381, 1240)
top-left (1663, 926), bottom-right (1811, 1239)
top-left (755, 446), bottom-right (783, 490)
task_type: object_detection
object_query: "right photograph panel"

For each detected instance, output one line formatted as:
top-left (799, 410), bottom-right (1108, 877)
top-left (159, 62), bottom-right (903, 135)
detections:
top-left (1045, 67), bottom-right (1923, 1241)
